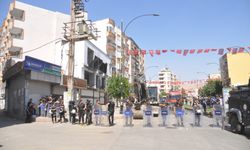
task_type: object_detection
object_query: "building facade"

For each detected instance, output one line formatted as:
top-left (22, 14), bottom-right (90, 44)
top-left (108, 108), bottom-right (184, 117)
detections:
top-left (0, 1), bottom-right (111, 111)
top-left (220, 52), bottom-right (250, 87)
top-left (158, 67), bottom-right (178, 93)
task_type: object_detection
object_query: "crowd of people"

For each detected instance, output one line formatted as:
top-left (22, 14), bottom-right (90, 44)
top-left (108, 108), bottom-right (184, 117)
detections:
top-left (25, 96), bottom-right (223, 128)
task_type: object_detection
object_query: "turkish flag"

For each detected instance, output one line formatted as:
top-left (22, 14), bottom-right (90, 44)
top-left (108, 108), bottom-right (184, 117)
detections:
top-left (189, 49), bottom-right (195, 54)
top-left (155, 50), bottom-right (161, 55)
top-left (176, 50), bottom-right (182, 54)
top-left (141, 50), bottom-right (147, 56)
top-left (183, 50), bottom-right (189, 56)
top-left (134, 49), bottom-right (139, 56)
top-left (232, 48), bottom-right (238, 54)
top-left (238, 47), bottom-right (245, 53)
top-left (170, 50), bottom-right (175, 52)
top-left (149, 50), bottom-right (154, 56)
top-left (197, 49), bottom-right (203, 54)
top-left (127, 50), bottom-right (132, 55)
top-left (227, 48), bottom-right (232, 52)
top-left (204, 49), bottom-right (210, 53)
top-left (218, 49), bottom-right (224, 55)
top-left (211, 49), bottom-right (217, 52)
top-left (162, 49), bottom-right (168, 53)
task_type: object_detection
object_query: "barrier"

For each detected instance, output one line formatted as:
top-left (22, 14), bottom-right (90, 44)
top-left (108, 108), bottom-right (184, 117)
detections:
top-left (100, 110), bottom-right (109, 127)
top-left (175, 109), bottom-right (184, 126)
top-left (159, 107), bottom-right (169, 126)
top-left (143, 105), bottom-right (153, 127)
top-left (93, 109), bottom-right (101, 126)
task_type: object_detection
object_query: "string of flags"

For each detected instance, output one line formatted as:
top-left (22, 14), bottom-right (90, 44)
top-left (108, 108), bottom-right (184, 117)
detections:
top-left (146, 79), bottom-right (207, 85)
top-left (126, 46), bottom-right (250, 56)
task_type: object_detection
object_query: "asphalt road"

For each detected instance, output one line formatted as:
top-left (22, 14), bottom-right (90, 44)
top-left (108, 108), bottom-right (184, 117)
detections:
top-left (0, 110), bottom-right (250, 150)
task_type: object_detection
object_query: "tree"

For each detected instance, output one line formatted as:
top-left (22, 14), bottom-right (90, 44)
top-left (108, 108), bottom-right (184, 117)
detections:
top-left (159, 91), bottom-right (168, 98)
top-left (198, 80), bottom-right (222, 97)
top-left (106, 75), bottom-right (130, 104)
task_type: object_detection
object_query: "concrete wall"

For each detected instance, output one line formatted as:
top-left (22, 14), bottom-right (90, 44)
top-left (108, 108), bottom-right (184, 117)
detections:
top-left (227, 53), bottom-right (250, 86)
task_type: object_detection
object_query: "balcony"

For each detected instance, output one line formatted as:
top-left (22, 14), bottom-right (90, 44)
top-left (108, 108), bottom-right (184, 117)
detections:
top-left (107, 32), bottom-right (115, 41)
top-left (10, 8), bottom-right (25, 21)
top-left (10, 27), bottom-right (23, 39)
top-left (106, 43), bottom-right (116, 52)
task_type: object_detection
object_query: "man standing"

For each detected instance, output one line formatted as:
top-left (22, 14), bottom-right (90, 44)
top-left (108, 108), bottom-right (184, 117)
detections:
top-left (108, 101), bottom-right (115, 126)
top-left (77, 99), bottom-right (85, 125)
top-left (85, 100), bottom-right (93, 125)
top-left (25, 99), bottom-right (34, 123)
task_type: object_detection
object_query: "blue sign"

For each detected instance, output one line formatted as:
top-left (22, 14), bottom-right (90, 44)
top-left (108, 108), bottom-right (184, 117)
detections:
top-left (101, 111), bottom-right (107, 115)
top-left (161, 110), bottom-right (168, 115)
top-left (24, 56), bottom-right (61, 76)
top-left (124, 111), bottom-right (132, 116)
top-left (176, 110), bottom-right (184, 116)
top-left (214, 110), bottom-right (222, 115)
top-left (145, 111), bottom-right (152, 116)
top-left (94, 110), bottom-right (100, 115)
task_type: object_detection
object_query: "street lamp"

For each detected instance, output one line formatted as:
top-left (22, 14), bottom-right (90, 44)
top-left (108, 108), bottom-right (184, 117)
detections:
top-left (123, 14), bottom-right (160, 34)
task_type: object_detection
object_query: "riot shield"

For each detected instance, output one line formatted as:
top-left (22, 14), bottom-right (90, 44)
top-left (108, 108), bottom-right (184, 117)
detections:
top-left (175, 109), bottom-right (184, 127)
top-left (100, 110), bottom-right (109, 127)
top-left (143, 105), bottom-right (153, 127)
top-left (124, 109), bottom-right (133, 127)
top-left (159, 106), bottom-right (169, 127)
top-left (212, 104), bottom-right (223, 127)
top-left (93, 108), bottom-right (101, 126)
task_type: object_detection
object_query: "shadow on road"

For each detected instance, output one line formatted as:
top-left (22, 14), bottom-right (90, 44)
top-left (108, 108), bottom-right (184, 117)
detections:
top-left (224, 125), bottom-right (250, 140)
top-left (0, 110), bottom-right (24, 128)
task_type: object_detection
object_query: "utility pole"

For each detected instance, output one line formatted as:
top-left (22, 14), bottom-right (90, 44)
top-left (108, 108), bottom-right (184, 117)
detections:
top-left (63, 0), bottom-right (97, 117)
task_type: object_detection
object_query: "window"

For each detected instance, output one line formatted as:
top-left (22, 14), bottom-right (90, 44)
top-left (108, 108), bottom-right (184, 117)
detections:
top-left (87, 48), bottom-right (94, 67)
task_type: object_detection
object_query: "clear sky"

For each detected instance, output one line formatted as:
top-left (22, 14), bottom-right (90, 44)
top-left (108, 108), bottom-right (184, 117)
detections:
top-left (1, 0), bottom-right (250, 81)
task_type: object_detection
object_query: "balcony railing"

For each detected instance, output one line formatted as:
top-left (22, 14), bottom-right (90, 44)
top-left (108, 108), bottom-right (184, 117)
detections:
top-left (10, 8), bottom-right (25, 21)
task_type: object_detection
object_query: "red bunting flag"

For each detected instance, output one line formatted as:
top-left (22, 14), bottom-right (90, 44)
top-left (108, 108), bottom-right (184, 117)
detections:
top-left (211, 49), bottom-right (217, 52)
top-left (197, 49), bottom-right (203, 54)
top-left (238, 47), bottom-right (245, 53)
top-left (189, 49), bottom-right (195, 54)
top-left (134, 49), bottom-right (139, 56)
top-left (204, 49), bottom-right (210, 53)
top-left (141, 50), bottom-right (147, 56)
top-left (127, 50), bottom-right (132, 55)
top-left (227, 48), bottom-right (232, 52)
top-left (183, 50), bottom-right (189, 56)
top-left (232, 48), bottom-right (238, 54)
top-left (149, 50), bottom-right (154, 56)
top-left (155, 50), bottom-right (161, 55)
top-left (176, 49), bottom-right (182, 54)
top-left (218, 49), bottom-right (224, 55)
top-left (162, 49), bottom-right (168, 53)
top-left (170, 50), bottom-right (175, 52)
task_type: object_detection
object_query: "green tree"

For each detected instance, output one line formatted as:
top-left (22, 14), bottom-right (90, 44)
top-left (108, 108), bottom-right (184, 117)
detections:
top-left (198, 80), bottom-right (222, 97)
top-left (106, 75), bottom-right (130, 104)
top-left (159, 91), bottom-right (168, 98)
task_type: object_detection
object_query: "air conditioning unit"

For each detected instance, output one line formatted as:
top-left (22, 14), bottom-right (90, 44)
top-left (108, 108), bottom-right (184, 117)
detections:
top-left (78, 23), bottom-right (89, 35)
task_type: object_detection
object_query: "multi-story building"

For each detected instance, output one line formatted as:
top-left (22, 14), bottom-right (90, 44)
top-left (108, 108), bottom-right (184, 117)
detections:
top-left (91, 18), bottom-right (146, 100)
top-left (220, 52), bottom-right (250, 87)
top-left (158, 67), bottom-right (178, 93)
top-left (0, 1), bottom-right (111, 112)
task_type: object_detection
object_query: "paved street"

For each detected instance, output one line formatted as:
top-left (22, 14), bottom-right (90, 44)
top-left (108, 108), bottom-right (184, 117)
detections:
top-left (0, 109), bottom-right (250, 150)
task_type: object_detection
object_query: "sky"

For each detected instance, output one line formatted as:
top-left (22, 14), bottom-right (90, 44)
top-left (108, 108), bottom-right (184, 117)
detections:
top-left (1, 0), bottom-right (250, 81)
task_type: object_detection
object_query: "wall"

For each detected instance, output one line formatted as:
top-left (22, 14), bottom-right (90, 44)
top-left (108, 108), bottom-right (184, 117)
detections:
top-left (6, 72), bottom-right (25, 119)
top-left (227, 53), bottom-right (250, 86)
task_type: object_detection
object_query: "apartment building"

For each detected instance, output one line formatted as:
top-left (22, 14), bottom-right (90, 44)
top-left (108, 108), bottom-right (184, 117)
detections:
top-left (220, 52), bottom-right (250, 87)
top-left (158, 67), bottom-right (178, 93)
top-left (0, 1), bottom-right (111, 111)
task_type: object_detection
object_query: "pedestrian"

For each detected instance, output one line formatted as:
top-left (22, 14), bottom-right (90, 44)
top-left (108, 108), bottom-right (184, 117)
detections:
top-left (25, 98), bottom-right (34, 123)
top-left (174, 100), bottom-right (184, 126)
top-left (39, 99), bottom-right (46, 117)
top-left (77, 99), bottom-right (85, 125)
top-left (108, 100), bottom-right (115, 126)
top-left (71, 104), bottom-right (77, 124)
top-left (85, 100), bottom-right (93, 125)
top-left (193, 102), bottom-right (202, 126)
top-left (58, 103), bottom-right (66, 123)
top-left (50, 103), bottom-right (57, 123)
top-left (124, 100), bottom-right (133, 126)
top-left (93, 100), bottom-right (101, 125)
top-left (213, 100), bottom-right (223, 127)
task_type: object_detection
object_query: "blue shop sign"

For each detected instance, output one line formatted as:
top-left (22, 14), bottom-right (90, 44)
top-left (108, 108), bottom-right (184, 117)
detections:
top-left (24, 56), bottom-right (61, 76)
